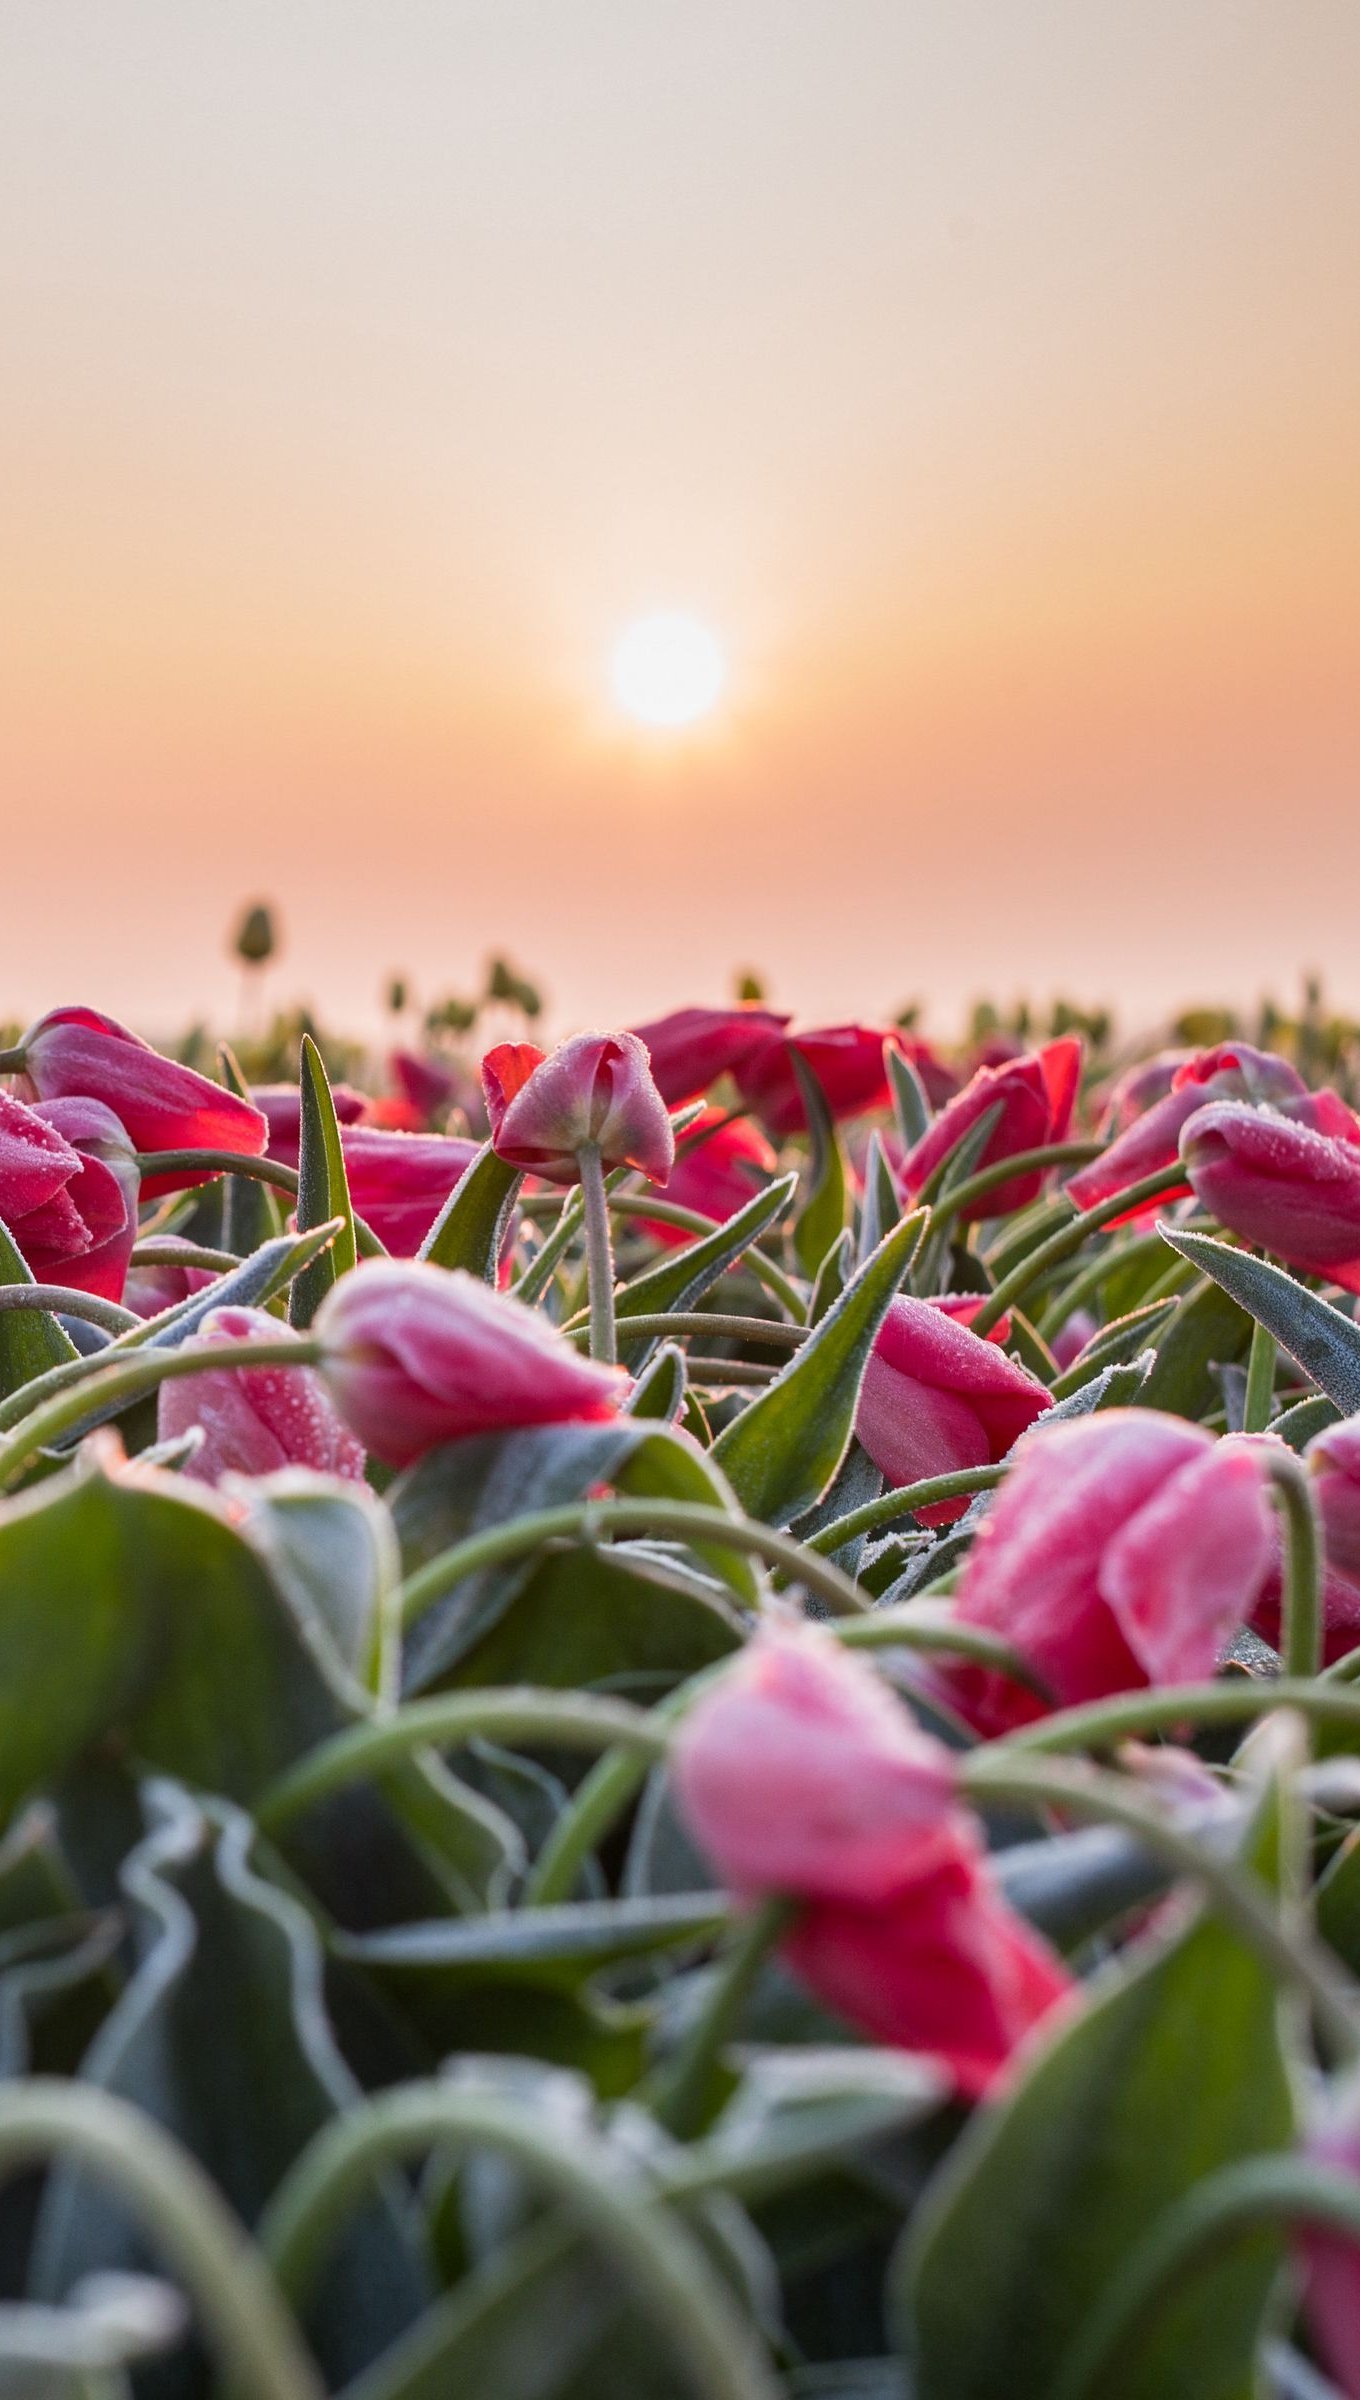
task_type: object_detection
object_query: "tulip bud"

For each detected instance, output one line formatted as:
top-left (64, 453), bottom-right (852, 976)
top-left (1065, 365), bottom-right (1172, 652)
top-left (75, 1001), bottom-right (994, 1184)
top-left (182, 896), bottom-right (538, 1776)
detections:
top-left (482, 1032), bottom-right (674, 1187)
top-left (854, 1295), bottom-right (1052, 1521)
top-left (897, 1039), bottom-right (1081, 1220)
top-left (13, 1007), bottom-right (266, 1196)
top-left (1181, 1101), bottom-right (1360, 1291)
top-left (946, 1411), bottom-right (1274, 1735)
top-left (158, 1306), bottom-right (366, 1485)
top-left (315, 1259), bottom-right (624, 1467)
top-left (1068, 1040), bottom-right (1360, 1220)
top-left (629, 1005), bottom-right (790, 1107)
top-left (672, 1623), bottom-right (1072, 2096)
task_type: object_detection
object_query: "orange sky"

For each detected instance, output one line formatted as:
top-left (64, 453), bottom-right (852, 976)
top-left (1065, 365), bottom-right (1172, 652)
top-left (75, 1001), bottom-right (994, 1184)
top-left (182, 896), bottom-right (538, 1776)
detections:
top-left (2, 3), bottom-right (1358, 1042)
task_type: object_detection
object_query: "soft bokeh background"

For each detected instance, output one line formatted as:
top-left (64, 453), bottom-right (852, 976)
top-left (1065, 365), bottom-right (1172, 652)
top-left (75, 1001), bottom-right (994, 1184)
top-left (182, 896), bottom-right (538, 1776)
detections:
top-left (3, 3), bottom-right (1357, 1038)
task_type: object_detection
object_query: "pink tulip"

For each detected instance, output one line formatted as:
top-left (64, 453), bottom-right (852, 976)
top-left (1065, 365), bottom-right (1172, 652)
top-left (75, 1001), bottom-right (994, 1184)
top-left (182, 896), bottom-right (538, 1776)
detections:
top-left (254, 1081), bottom-right (368, 1164)
top-left (1067, 1042), bottom-right (1360, 1219)
top-left (316, 1258), bottom-right (624, 1467)
top-left (387, 1047), bottom-right (460, 1124)
top-left (158, 1305), bottom-right (366, 1485)
top-left (1300, 2094), bottom-right (1360, 2399)
top-left (897, 1039), bottom-right (1082, 1221)
top-left (0, 1091), bottom-right (139, 1301)
top-left (124, 1255), bottom-right (219, 1319)
top-left (671, 1624), bottom-right (1072, 2096)
top-left (1180, 1101), bottom-right (1360, 1292)
top-left (942, 1412), bottom-right (1274, 1736)
top-left (338, 1128), bottom-right (482, 1257)
top-left (482, 1032), bottom-right (674, 1187)
top-left (855, 1296), bottom-right (1052, 1523)
top-left (630, 1006), bottom-right (790, 1106)
top-left (735, 1025), bottom-right (933, 1137)
top-left (640, 1108), bottom-right (775, 1246)
top-left (11, 1007), bottom-right (266, 1196)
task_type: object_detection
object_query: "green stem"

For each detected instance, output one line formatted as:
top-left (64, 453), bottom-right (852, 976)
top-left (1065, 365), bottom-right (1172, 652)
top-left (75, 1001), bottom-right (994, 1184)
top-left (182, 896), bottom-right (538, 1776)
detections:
top-left (927, 1140), bottom-right (1104, 1232)
top-left (969, 1167), bottom-right (1187, 1337)
top-left (0, 1285), bottom-right (137, 1335)
top-left (0, 1335), bottom-right (323, 1490)
top-left (129, 1240), bottom-right (241, 1273)
top-left (567, 1310), bottom-right (805, 1349)
top-left (0, 2080), bottom-right (322, 2400)
top-left (135, 1148), bottom-right (300, 1194)
top-left (959, 1752), bottom-right (1360, 2057)
top-left (1264, 1447), bottom-right (1324, 1681)
top-left (684, 1358), bottom-right (778, 1385)
top-left (397, 1496), bottom-right (873, 1629)
top-left (1050, 2154), bottom-right (1360, 2400)
top-left (983, 1675), bottom-right (1360, 1754)
top-left (1034, 1228), bottom-right (1171, 1340)
top-left (650, 1897), bottom-right (795, 2139)
top-left (1244, 1318), bottom-right (1279, 1433)
top-left (807, 1463), bottom-right (1005, 1552)
top-left (256, 1689), bottom-right (668, 1834)
top-left (258, 2084), bottom-right (783, 2400)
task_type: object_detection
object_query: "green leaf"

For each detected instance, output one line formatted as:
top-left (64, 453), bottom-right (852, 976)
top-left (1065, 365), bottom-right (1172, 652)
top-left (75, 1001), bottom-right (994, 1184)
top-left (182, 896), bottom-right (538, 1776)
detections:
top-left (625, 1344), bottom-right (686, 1422)
top-left (33, 1780), bottom-right (429, 2388)
top-left (887, 1047), bottom-right (931, 1149)
top-left (712, 1209), bottom-right (926, 1527)
top-left (290, 1036), bottom-right (358, 1327)
top-left (0, 1218), bottom-right (78, 1402)
top-left (419, 1140), bottom-right (523, 1281)
top-left (857, 1133), bottom-right (900, 1266)
top-left (792, 1056), bottom-right (847, 1280)
top-left (1048, 1300), bottom-right (1176, 1399)
top-left (1160, 1227), bottom-right (1360, 1415)
top-left (896, 1798), bottom-right (1297, 2400)
top-left (396, 1422), bottom-right (758, 1694)
top-left (1130, 1270), bottom-right (1253, 1421)
top-left (443, 1542), bottom-right (743, 1697)
top-left (218, 1042), bottom-right (282, 1258)
top-left (809, 1231), bottom-right (852, 1325)
top-left (338, 1893), bottom-right (728, 1993)
top-left (614, 1174), bottom-right (798, 1371)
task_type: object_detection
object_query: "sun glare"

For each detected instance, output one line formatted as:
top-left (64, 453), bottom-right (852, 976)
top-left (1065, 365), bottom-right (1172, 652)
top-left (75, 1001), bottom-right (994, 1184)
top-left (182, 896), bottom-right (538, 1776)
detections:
top-left (611, 612), bottom-right (726, 729)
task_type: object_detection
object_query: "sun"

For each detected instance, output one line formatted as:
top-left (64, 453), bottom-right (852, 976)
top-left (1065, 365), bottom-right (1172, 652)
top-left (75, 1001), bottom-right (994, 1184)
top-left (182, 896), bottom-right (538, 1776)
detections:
top-left (610, 612), bottom-right (727, 729)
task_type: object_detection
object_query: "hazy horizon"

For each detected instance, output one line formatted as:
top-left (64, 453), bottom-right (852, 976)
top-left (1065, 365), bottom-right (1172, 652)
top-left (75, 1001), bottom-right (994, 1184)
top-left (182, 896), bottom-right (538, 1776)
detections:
top-left (3, 4), bottom-right (1358, 1039)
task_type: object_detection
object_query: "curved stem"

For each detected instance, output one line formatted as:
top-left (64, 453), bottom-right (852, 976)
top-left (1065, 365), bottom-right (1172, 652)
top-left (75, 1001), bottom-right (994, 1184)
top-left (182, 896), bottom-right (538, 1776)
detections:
top-left (0, 1335), bottom-right (323, 1490)
top-left (129, 1240), bottom-right (241, 1273)
top-left (255, 1689), bottom-right (669, 1835)
top-left (568, 1311), bottom-right (805, 1349)
top-left (258, 2084), bottom-right (783, 2400)
top-left (960, 1752), bottom-right (1360, 2058)
top-left (0, 2080), bottom-right (322, 2400)
top-left (0, 1284), bottom-right (137, 1335)
top-left (807, 1462), bottom-right (1005, 1553)
top-left (927, 1140), bottom-right (1104, 1233)
top-left (985, 1676), bottom-right (1360, 1754)
top-left (1050, 2154), bottom-right (1360, 2400)
top-left (1264, 1448), bottom-right (1324, 1682)
top-left (970, 1167), bottom-right (1187, 1338)
top-left (650, 1898), bottom-right (795, 2139)
top-left (135, 1148), bottom-right (300, 1194)
top-left (685, 1357), bottom-right (778, 1386)
top-left (396, 1496), bottom-right (873, 1629)
top-left (577, 1141), bottom-right (618, 1365)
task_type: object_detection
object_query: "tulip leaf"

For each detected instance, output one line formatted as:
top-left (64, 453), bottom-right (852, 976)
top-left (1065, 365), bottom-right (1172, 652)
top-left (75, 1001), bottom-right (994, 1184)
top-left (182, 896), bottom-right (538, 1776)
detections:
top-left (896, 1786), bottom-right (1296, 2400)
top-left (857, 1132), bottom-right (900, 1266)
top-left (1160, 1226), bottom-right (1360, 1415)
top-left (712, 1209), bottom-right (926, 1527)
top-left (0, 1218), bottom-right (79, 1402)
top-left (439, 1541), bottom-right (743, 1696)
top-left (614, 1172), bottom-right (799, 1370)
top-left (420, 1140), bottom-right (523, 1282)
top-left (338, 1893), bottom-right (728, 1993)
top-left (290, 1036), bottom-right (358, 1327)
top-left (624, 1342), bottom-right (687, 1422)
top-left (888, 1046), bottom-right (932, 1148)
top-left (1128, 1272), bottom-right (1253, 1422)
top-left (218, 1042), bottom-right (281, 1257)
top-left (809, 1229), bottom-right (853, 1325)
top-left (792, 1054), bottom-right (847, 1279)
top-left (33, 1779), bottom-right (430, 2387)
top-left (134, 1221), bottom-right (345, 1350)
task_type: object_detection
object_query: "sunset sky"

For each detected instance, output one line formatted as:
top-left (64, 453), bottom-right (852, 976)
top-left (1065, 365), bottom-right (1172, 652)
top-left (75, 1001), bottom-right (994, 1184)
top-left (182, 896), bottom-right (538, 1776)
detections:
top-left (3, 4), bottom-right (1358, 1043)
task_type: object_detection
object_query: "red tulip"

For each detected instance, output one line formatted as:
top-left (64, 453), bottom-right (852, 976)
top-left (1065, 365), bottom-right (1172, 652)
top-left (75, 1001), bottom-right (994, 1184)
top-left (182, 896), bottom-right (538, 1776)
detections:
top-left (316, 1259), bottom-right (624, 1467)
top-left (854, 1296), bottom-right (1052, 1523)
top-left (1067, 1042), bottom-right (1359, 1219)
top-left (629, 1005), bottom-right (790, 1106)
top-left (942, 1412), bottom-right (1274, 1737)
top-left (482, 1032), bottom-right (674, 1187)
top-left (896, 1039), bottom-right (1082, 1221)
top-left (671, 1623), bottom-right (1072, 2097)
top-left (1300, 2094), bottom-right (1360, 2399)
top-left (735, 1024), bottom-right (920, 1137)
top-left (338, 1128), bottom-right (482, 1257)
top-left (0, 1091), bottom-right (139, 1301)
top-left (254, 1081), bottom-right (368, 1164)
top-left (12, 1008), bottom-right (267, 1196)
top-left (158, 1305), bottom-right (366, 1485)
top-left (388, 1047), bottom-right (460, 1124)
top-left (1181, 1101), bottom-right (1360, 1291)
top-left (640, 1108), bottom-right (776, 1247)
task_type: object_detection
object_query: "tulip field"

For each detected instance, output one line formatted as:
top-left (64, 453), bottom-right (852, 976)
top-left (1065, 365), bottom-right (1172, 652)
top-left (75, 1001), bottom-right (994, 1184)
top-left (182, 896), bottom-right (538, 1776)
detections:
top-left (5, 990), bottom-right (1360, 2398)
